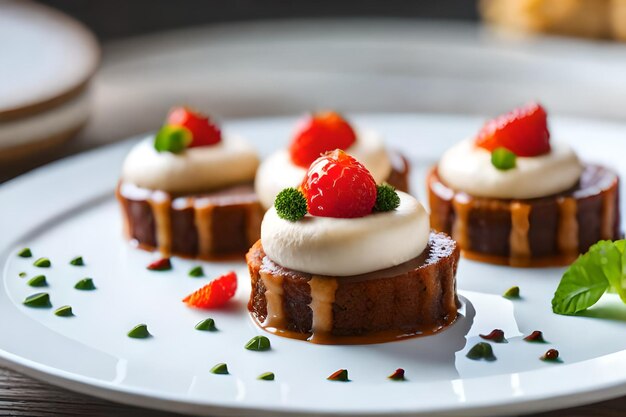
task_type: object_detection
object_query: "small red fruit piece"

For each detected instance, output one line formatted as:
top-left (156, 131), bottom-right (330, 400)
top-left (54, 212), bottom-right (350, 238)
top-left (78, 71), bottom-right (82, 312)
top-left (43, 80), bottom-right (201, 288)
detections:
top-left (167, 107), bottom-right (221, 147)
top-left (289, 111), bottom-right (357, 168)
top-left (301, 149), bottom-right (377, 218)
top-left (183, 271), bottom-right (237, 309)
top-left (475, 102), bottom-right (550, 157)
top-left (147, 258), bottom-right (172, 271)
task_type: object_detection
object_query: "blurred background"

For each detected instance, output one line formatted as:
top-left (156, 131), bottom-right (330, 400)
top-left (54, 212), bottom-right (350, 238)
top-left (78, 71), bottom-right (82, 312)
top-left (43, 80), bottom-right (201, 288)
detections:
top-left (2, 0), bottom-right (626, 182)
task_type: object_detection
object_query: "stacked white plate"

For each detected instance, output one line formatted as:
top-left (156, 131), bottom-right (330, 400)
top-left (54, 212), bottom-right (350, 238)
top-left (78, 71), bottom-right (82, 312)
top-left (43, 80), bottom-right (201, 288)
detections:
top-left (0, 0), bottom-right (99, 162)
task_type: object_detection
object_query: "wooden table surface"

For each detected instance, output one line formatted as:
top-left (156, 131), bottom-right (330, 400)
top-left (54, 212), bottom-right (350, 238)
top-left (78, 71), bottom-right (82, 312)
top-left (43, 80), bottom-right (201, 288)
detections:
top-left (2, 19), bottom-right (626, 416)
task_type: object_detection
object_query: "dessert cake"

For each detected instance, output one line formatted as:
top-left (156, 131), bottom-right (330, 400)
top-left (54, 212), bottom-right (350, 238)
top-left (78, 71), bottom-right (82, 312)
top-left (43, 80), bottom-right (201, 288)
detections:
top-left (428, 102), bottom-right (621, 267)
top-left (247, 149), bottom-right (460, 344)
top-left (254, 111), bottom-right (410, 209)
top-left (117, 107), bottom-right (263, 259)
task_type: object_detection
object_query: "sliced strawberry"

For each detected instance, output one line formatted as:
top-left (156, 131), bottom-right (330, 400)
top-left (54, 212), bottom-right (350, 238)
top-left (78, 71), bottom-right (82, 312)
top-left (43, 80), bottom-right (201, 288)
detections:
top-left (301, 149), bottom-right (377, 218)
top-left (167, 107), bottom-right (221, 147)
top-left (475, 102), bottom-right (550, 157)
top-left (289, 111), bottom-right (357, 168)
top-left (182, 271), bottom-right (237, 309)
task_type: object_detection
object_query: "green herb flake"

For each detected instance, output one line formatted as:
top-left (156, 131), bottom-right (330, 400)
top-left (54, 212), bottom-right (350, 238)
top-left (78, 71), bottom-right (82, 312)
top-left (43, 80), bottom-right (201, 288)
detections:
top-left (552, 240), bottom-right (625, 315)
top-left (210, 363), bottom-right (229, 375)
top-left (18, 272), bottom-right (27, 278)
top-left (327, 369), bottom-right (349, 382)
top-left (374, 184), bottom-right (401, 212)
top-left (491, 147), bottom-right (517, 171)
top-left (74, 278), bottom-right (96, 291)
top-left (195, 318), bottom-right (217, 331)
top-left (27, 275), bottom-right (47, 287)
top-left (503, 286), bottom-right (520, 299)
top-left (466, 342), bottom-right (496, 361)
top-left (154, 125), bottom-right (192, 153)
top-left (275, 187), bottom-right (307, 222)
top-left (188, 266), bottom-right (205, 278)
top-left (245, 335), bottom-right (271, 351)
top-left (17, 248), bottom-right (32, 258)
top-left (257, 372), bottom-right (275, 381)
top-left (127, 324), bottom-right (151, 339)
top-left (54, 305), bottom-right (74, 317)
top-left (23, 293), bottom-right (52, 308)
top-left (70, 256), bottom-right (84, 266)
top-left (33, 258), bottom-right (51, 268)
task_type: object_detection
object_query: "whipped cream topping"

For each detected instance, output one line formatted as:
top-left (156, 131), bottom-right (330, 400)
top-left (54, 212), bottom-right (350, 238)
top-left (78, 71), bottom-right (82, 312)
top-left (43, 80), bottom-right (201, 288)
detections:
top-left (255, 129), bottom-right (392, 209)
top-left (121, 135), bottom-right (259, 194)
top-left (261, 191), bottom-right (430, 276)
top-left (438, 138), bottom-right (584, 199)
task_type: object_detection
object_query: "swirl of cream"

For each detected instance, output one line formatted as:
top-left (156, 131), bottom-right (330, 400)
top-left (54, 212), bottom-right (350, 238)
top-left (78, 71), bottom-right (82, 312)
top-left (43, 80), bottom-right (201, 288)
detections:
top-left (254, 129), bottom-right (392, 209)
top-left (261, 191), bottom-right (429, 276)
top-left (121, 135), bottom-right (259, 194)
top-left (438, 138), bottom-right (584, 199)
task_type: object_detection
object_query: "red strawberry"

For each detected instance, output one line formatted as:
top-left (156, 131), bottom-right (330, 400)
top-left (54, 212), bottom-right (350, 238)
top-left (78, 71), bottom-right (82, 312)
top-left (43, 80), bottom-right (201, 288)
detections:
top-left (301, 149), bottom-right (376, 218)
top-left (475, 102), bottom-right (550, 157)
top-left (167, 107), bottom-right (221, 147)
top-left (182, 271), bottom-right (237, 309)
top-left (147, 258), bottom-right (172, 271)
top-left (289, 111), bottom-right (357, 167)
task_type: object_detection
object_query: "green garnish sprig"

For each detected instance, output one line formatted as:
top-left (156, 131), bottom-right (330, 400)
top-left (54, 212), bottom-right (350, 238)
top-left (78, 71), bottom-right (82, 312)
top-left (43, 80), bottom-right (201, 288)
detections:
top-left (128, 324), bottom-right (151, 339)
top-left (195, 318), bottom-right (217, 331)
top-left (17, 248), bottom-right (32, 258)
top-left (466, 342), bottom-right (496, 361)
top-left (75, 278), bottom-right (96, 291)
top-left (245, 335), bottom-right (271, 351)
top-left (33, 258), bottom-right (51, 268)
top-left (552, 239), bottom-right (626, 315)
top-left (54, 306), bottom-right (74, 317)
top-left (154, 125), bottom-right (192, 153)
top-left (70, 256), bottom-right (84, 266)
top-left (491, 147), bottom-right (517, 171)
top-left (257, 372), bottom-right (275, 381)
top-left (210, 363), bottom-right (229, 375)
top-left (189, 266), bottom-right (205, 278)
top-left (374, 184), bottom-right (400, 212)
top-left (27, 275), bottom-right (47, 287)
top-left (503, 286), bottom-right (520, 299)
top-left (23, 293), bottom-right (52, 308)
top-left (275, 188), bottom-right (308, 221)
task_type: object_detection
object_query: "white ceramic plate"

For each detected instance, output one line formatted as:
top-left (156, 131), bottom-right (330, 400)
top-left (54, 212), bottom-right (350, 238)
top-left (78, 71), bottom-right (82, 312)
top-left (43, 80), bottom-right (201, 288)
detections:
top-left (1, 114), bottom-right (626, 417)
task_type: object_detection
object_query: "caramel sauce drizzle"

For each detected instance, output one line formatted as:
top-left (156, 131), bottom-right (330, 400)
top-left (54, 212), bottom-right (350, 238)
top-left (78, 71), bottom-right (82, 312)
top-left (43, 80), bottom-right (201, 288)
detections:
top-left (259, 272), bottom-right (287, 329)
top-left (556, 197), bottom-right (579, 256)
top-left (147, 191), bottom-right (172, 256)
top-left (308, 276), bottom-right (339, 341)
top-left (509, 202), bottom-right (532, 259)
top-left (193, 200), bottom-right (214, 257)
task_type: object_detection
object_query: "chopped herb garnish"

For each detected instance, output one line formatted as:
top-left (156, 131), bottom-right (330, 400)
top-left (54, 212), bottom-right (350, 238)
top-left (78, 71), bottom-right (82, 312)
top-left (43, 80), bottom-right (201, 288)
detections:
top-left (27, 275), bottom-right (47, 287)
top-left (540, 349), bottom-right (561, 362)
top-left (466, 342), bottom-right (496, 361)
top-left (154, 125), bottom-right (192, 153)
top-left (195, 318), bottom-right (217, 331)
top-left (327, 369), bottom-right (349, 382)
top-left (387, 368), bottom-right (406, 381)
top-left (69, 256), bottom-right (84, 266)
top-left (23, 293), bottom-right (51, 308)
top-left (18, 272), bottom-right (27, 278)
top-left (188, 266), bottom-right (204, 278)
top-left (210, 363), bottom-right (229, 375)
top-left (491, 147), bottom-right (517, 171)
top-left (33, 258), bottom-right (51, 268)
top-left (552, 240), bottom-right (626, 315)
top-left (503, 286), bottom-right (520, 299)
top-left (17, 248), bottom-right (32, 258)
top-left (523, 330), bottom-right (547, 343)
top-left (374, 184), bottom-right (400, 212)
top-left (54, 305), bottom-right (74, 317)
top-left (275, 187), bottom-right (308, 222)
top-left (245, 335), bottom-right (271, 351)
top-left (257, 372), bottom-right (275, 381)
top-left (128, 324), bottom-right (151, 339)
top-left (147, 258), bottom-right (172, 271)
top-left (479, 329), bottom-right (507, 343)
top-left (74, 278), bottom-right (96, 290)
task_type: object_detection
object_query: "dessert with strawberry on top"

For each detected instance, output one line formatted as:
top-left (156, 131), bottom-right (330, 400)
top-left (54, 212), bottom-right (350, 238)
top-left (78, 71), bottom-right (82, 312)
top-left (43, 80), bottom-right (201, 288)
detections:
top-left (254, 111), bottom-right (410, 209)
top-left (428, 102), bottom-right (621, 267)
top-left (247, 149), bottom-right (459, 344)
top-left (117, 107), bottom-right (263, 259)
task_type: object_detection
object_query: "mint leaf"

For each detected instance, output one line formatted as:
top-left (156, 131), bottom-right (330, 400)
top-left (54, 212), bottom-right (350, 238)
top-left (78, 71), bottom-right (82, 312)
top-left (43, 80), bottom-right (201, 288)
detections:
top-left (552, 250), bottom-right (610, 315)
top-left (591, 241), bottom-right (626, 303)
